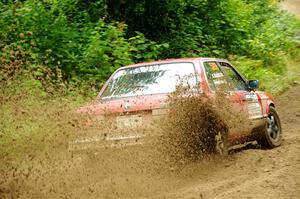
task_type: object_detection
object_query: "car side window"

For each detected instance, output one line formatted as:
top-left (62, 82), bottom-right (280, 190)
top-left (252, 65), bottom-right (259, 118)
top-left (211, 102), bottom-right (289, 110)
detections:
top-left (218, 62), bottom-right (247, 91)
top-left (203, 61), bottom-right (230, 91)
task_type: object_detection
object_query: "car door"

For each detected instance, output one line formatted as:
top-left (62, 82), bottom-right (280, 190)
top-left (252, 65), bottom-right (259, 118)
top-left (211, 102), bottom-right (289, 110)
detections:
top-left (202, 60), bottom-right (243, 112)
top-left (217, 61), bottom-right (263, 120)
top-left (202, 60), bottom-right (263, 142)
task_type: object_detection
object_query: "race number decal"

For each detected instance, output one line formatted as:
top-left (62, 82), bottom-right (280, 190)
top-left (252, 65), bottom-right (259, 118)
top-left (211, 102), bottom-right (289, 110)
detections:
top-left (245, 93), bottom-right (263, 119)
top-left (209, 62), bottom-right (219, 71)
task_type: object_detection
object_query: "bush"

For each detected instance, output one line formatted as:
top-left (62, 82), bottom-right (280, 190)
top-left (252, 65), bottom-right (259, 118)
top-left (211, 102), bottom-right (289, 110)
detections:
top-left (0, 0), bottom-right (299, 95)
top-left (78, 21), bottom-right (168, 87)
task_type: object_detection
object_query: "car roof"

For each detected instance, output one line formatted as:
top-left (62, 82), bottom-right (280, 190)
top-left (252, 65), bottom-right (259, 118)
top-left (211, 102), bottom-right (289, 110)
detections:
top-left (119, 57), bottom-right (228, 69)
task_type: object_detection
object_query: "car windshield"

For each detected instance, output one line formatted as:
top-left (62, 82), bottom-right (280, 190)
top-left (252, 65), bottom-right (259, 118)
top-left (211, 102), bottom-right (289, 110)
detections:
top-left (100, 62), bottom-right (197, 99)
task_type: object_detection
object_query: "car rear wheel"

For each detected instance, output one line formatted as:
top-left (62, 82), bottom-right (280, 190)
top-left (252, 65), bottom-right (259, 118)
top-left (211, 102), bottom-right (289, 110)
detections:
top-left (258, 106), bottom-right (282, 148)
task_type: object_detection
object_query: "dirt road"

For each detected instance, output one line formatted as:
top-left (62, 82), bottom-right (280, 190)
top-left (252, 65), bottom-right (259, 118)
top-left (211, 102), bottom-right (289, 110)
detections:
top-left (157, 85), bottom-right (300, 199)
top-left (1, 85), bottom-right (300, 199)
top-left (281, 0), bottom-right (300, 18)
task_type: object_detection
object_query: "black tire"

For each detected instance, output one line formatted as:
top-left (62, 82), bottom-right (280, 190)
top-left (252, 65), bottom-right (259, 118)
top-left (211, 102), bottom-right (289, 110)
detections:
top-left (258, 106), bottom-right (282, 148)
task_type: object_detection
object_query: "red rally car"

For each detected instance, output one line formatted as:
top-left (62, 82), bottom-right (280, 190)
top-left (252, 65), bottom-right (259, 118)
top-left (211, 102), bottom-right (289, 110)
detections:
top-left (71, 58), bottom-right (282, 152)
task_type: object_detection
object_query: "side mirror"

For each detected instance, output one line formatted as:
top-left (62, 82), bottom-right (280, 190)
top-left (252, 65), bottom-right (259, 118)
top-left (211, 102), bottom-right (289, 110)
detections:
top-left (247, 80), bottom-right (259, 90)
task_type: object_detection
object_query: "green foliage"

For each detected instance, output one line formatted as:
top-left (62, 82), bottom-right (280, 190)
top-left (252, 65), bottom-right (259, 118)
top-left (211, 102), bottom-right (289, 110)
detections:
top-left (78, 21), bottom-right (167, 87)
top-left (0, 0), bottom-right (85, 76)
top-left (0, 0), bottom-right (299, 95)
top-left (232, 56), bottom-right (300, 94)
top-left (121, 0), bottom-right (300, 62)
top-left (78, 21), bottom-right (133, 85)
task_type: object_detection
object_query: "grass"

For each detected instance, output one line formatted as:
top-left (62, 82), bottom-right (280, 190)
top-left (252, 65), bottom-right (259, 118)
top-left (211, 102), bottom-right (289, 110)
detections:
top-left (0, 78), bottom-right (87, 160)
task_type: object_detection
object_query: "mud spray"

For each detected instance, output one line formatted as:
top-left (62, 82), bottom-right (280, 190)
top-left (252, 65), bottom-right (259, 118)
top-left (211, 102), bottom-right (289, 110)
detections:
top-left (155, 87), bottom-right (250, 167)
top-left (0, 87), bottom-right (250, 198)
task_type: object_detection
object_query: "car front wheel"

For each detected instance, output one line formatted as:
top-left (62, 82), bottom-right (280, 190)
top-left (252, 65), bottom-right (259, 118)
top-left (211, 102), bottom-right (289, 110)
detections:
top-left (258, 106), bottom-right (282, 148)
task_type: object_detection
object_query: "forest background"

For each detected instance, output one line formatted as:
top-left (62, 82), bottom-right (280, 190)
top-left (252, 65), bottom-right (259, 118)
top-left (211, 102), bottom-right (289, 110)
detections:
top-left (0, 0), bottom-right (300, 157)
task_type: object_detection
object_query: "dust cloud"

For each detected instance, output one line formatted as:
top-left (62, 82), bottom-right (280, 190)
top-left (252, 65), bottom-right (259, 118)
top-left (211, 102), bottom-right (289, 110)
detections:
top-left (0, 88), bottom-right (253, 198)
